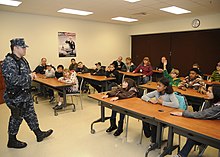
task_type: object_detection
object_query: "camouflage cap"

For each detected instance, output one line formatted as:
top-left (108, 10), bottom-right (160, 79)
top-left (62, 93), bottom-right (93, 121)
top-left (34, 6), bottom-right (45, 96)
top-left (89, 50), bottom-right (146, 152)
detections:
top-left (10, 38), bottom-right (29, 48)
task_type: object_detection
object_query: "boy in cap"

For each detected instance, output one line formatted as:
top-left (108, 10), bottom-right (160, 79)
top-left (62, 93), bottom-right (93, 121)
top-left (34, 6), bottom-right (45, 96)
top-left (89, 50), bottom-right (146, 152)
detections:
top-left (2, 38), bottom-right (53, 149)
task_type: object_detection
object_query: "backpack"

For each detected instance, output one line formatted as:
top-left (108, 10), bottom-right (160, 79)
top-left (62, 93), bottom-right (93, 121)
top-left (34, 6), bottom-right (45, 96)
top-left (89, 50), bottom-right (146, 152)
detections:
top-left (174, 92), bottom-right (188, 110)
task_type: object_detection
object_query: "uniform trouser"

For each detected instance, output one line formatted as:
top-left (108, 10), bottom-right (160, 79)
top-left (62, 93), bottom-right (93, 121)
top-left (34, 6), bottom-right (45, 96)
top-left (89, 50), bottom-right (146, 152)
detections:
top-left (7, 101), bottom-right (39, 135)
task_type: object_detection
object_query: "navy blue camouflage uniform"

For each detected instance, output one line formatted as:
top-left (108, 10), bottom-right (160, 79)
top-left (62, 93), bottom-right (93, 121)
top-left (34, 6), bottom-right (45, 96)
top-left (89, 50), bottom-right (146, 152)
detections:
top-left (2, 53), bottom-right (39, 135)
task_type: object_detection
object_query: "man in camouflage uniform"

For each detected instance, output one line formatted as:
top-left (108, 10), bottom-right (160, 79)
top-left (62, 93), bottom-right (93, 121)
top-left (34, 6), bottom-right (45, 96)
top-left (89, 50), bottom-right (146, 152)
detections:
top-left (2, 38), bottom-right (53, 149)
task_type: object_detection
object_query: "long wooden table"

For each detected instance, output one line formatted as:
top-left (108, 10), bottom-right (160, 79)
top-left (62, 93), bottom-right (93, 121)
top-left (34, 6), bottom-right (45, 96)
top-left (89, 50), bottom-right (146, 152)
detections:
top-left (157, 113), bottom-right (220, 156)
top-left (33, 74), bottom-right (73, 116)
top-left (89, 93), bottom-right (220, 157)
top-left (77, 73), bottom-right (115, 92)
top-left (88, 93), bottom-right (177, 155)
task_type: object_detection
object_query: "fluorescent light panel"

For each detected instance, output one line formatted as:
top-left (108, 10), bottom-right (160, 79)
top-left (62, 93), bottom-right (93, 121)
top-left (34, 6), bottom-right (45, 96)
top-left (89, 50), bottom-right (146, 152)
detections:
top-left (0, 0), bottom-right (22, 6)
top-left (160, 6), bottom-right (191, 15)
top-left (124, 0), bottom-right (141, 3)
top-left (111, 17), bottom-right (138, 22)
top-left (57, 8), bottom-right (93, 16)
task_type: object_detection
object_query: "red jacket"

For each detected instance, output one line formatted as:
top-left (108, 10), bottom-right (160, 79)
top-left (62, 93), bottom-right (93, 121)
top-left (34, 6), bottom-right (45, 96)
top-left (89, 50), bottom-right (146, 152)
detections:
top-left (134, 64), bottom-right (153, 76)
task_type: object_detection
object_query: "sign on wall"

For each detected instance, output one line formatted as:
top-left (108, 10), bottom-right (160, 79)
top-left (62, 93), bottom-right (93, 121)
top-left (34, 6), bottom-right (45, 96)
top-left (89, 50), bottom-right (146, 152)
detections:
top-left (58, 32), bottom-right (76, 57)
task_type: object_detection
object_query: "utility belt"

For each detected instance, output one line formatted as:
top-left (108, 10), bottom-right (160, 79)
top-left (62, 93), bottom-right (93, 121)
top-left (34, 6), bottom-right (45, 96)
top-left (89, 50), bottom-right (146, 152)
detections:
top-left (6, 87), bottom-right (31, 99)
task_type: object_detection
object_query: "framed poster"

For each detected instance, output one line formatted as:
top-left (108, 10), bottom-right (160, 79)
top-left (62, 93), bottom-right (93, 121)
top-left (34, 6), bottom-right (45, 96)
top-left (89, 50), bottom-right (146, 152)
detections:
top-left (58, 32), bottom-right (76, 57)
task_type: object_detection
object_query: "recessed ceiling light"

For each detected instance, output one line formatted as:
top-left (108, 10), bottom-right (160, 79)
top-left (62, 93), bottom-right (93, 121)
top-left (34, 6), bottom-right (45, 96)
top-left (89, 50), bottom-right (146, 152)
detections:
top-left (111, 17), bottom-right (138, 22)
top-left (0, 0), bottom-right (22, 7)
top-left (57, 8), bottom-right (93, 16)
top-left (160, 6), bottom-right (191, 15)
top-left (124, 0), bottom-right (141, 3)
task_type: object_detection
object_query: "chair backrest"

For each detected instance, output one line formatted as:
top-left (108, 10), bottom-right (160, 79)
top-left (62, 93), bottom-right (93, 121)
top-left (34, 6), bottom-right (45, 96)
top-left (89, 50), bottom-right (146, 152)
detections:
top-left (174, 92), bottom-right (188, 110)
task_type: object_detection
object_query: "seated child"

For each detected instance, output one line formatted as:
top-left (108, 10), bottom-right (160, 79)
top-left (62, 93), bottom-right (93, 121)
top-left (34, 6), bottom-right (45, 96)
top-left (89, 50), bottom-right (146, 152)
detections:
top-left (102, 78), bottom-right (138, 136)
top-left (133, 57), bottom-right (153, 84)
top-left (178, 68), bottom-right (205, 91)
top-left (192, 63), bottom-right (203, 78)
top-left (178, 68), bottom-right (206, 111)
top-left (141, 77), bottom-right (179, 149)
top-left (105, 63), bottom-right (122, 91)
top-left (162, 59), bottom-right (181, 86)
top-left (55, 65), bottom-right (64, 79)
top-left (209, 61), bottom-right (220, 82)
top-left (45, 63), bottom-right (55, 78)
top-left (45, 63), bottom-right (55, 102)
top-left (53, 69), bottom-right (79, 110)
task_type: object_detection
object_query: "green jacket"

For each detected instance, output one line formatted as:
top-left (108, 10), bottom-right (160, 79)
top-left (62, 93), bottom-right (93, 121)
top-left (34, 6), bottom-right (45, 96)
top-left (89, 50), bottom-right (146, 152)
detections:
top-left (163, 70), bottom-right (181, 86)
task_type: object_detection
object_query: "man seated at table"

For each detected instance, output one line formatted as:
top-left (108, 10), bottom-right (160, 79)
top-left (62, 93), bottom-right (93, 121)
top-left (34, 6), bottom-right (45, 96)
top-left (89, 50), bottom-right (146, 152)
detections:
top-left (112, 56), bottom-right (125, 71)
top-left (33, 57), bottom-right (47, 74)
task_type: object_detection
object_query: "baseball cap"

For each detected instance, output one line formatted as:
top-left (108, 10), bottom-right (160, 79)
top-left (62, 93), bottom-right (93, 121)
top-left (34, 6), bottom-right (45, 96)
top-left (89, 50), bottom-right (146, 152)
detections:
top-left (10, 38), bottom-right (29, 48)
top-left (95, 62), bottom-right (101, 66)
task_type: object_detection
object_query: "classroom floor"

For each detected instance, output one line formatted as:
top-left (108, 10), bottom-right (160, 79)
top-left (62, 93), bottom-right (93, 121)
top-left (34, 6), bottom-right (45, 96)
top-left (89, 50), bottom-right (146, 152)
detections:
top-left (0, 94), bottom-right (218, 157)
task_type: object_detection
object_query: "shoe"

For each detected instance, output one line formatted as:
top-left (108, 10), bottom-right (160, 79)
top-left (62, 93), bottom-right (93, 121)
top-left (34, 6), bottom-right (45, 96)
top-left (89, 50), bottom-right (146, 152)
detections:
top-left (49, 96), bottom-right (55, 103)
top-left (106, 125), bottom-right (117, 133)
top-left (7, 135), bottom-right (27, 149)
top-left (113, 129), bottom-right (123, 136)
top-left (33, 128), bottom-right (53, 142)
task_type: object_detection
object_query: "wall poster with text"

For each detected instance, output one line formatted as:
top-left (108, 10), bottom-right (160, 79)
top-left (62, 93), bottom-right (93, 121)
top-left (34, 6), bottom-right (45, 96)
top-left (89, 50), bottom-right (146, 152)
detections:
top-left (58, 32), bottom-right (76, 57)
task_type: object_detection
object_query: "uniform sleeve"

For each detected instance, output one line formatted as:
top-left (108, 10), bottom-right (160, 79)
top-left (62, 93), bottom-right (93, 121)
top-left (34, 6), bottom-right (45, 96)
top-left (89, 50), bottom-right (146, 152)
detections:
top-left (2, 59), bottom-right (31, 87)
top-left (141, 90), bottom-right (158, 102)
top-left (162, 93), bottom-right (179, 108)
top-left (183, 106), bottom-right (220, 119)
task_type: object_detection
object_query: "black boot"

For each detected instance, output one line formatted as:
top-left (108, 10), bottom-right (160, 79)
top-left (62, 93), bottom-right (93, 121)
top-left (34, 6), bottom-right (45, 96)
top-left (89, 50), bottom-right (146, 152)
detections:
top-left (106, 118), bottom-right (117, 132)
top-left (113, 120), bottom-right (123, 136)
top-left (33, 128), bottom-right (53, 142)
top-left (7, 134), bottom-right (27, 149)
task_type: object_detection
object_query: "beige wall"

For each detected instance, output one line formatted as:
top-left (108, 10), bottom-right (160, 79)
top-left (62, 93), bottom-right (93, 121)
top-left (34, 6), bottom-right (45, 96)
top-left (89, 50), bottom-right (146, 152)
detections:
top-left (129, 13), bottom-right (220, 35)
top-left (0, 11), bottom-right (130, 70)
top-left (1, 11), bottom-right (220, 71)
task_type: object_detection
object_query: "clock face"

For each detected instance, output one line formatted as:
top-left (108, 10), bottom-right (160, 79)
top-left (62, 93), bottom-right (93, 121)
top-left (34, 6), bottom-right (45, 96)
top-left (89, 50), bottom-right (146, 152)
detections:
top-left (192, 19), bottom-right (200, 28)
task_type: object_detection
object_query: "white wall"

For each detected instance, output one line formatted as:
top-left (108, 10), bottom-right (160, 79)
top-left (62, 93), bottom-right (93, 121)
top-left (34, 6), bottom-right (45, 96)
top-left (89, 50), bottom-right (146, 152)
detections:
top-left (129, 13), bottom-right (220, 35)
top-left (0, 11), bottom-right (130, 70)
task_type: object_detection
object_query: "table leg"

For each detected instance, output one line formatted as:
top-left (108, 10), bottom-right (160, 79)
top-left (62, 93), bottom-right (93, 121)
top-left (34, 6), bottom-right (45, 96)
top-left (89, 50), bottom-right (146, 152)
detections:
top-left (90, 102), bottom-right (110, 134)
